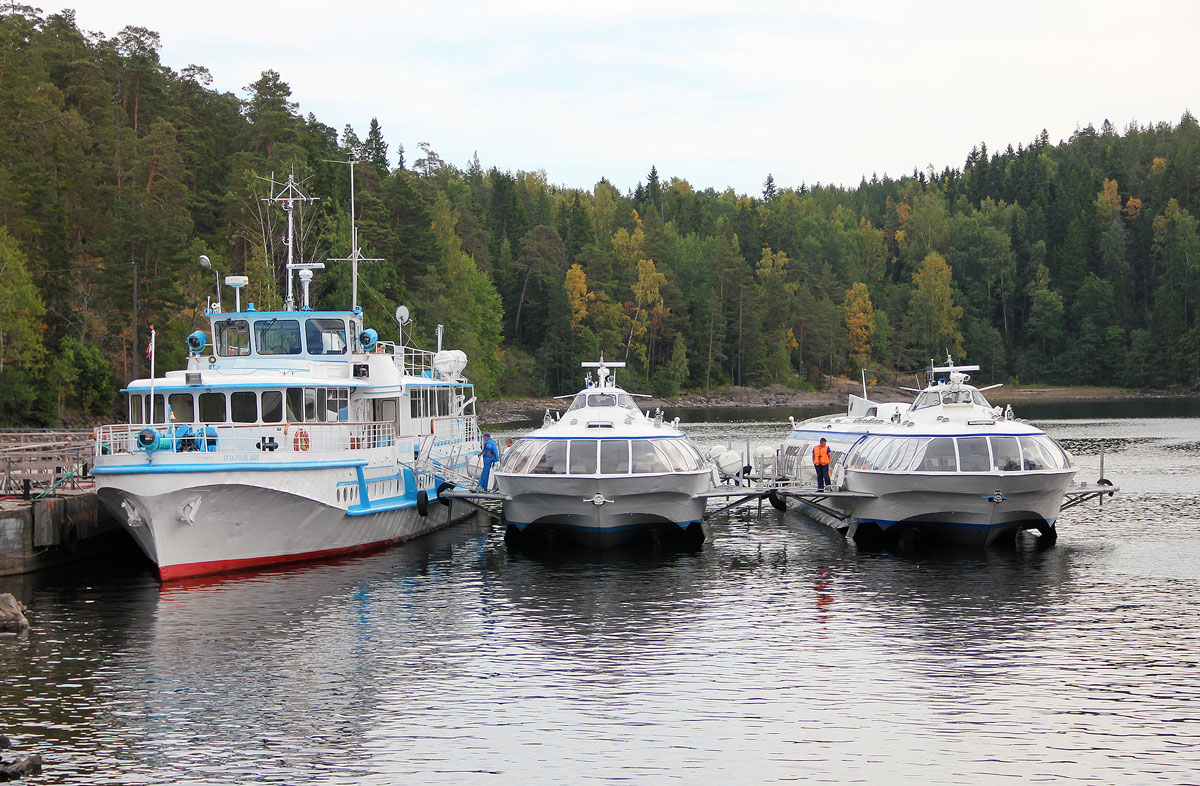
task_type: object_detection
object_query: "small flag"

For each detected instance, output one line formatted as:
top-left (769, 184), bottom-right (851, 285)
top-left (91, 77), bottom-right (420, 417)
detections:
top-left (145, 326), bottom-right (155, 359)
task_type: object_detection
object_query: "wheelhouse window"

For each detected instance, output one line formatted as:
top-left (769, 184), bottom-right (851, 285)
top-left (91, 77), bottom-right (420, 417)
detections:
top-left (215, 319), bottom-right (251, 356)
top-left (306, 318), bottom-right (347, 355)
top-left (254, 319), bottom-right (302, 355)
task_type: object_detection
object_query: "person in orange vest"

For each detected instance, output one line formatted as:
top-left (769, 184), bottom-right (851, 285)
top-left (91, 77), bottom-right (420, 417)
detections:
top-left (813, 438), bottom-right (831, 491)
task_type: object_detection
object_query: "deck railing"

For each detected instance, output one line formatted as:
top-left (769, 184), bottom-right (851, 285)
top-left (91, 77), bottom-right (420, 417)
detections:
top-left (94, 421), bottom-right (399, 457)
top-left (0, 430), bottom-right (94, 495)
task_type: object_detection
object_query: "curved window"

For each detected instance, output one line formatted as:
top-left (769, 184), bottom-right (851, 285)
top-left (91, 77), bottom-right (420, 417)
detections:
top-left (972, 390), bottom-right (991, 407)
top-left (588, 394), bottom-right (617, 408)
top-left (616, 394), bottom-right (637, 410)
top-left (600, 440), bottom-right (630, 474)
top-left (885, 438), bottom-right (922, 472)
top-left (914, 437), bottom-right (957, 472)
top-left (632, 440), bottom-right (672, 473)
top-left (1020, 436), bottom-right (1069, 470)
top-left (254, 319), bottom-right (302, 355)
top-left (991, 437), bottom-right (1022, 472)
top-left (911, 392), bottom-right (938, 410)
top-left (529, 441), bottom-right (567, 474)
top-left (657, 439), bottom-right (693, 472)
top-left (566, 394), bottom-right (586, 412)
top-left (569, 440), bottom-right (599, 474)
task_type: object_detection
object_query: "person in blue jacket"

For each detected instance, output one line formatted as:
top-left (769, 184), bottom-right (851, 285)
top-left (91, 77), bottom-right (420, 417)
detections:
top-left (478, 432), bottom-right (499, 491)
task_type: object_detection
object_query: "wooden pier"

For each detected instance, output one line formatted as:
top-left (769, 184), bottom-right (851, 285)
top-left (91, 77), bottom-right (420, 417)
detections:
top-left (0, 430), bottom-right (134, 576)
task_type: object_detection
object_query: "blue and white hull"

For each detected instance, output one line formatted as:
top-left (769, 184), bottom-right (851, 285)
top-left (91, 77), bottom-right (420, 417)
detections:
top-left (93, 447), bottom-right (468, 580)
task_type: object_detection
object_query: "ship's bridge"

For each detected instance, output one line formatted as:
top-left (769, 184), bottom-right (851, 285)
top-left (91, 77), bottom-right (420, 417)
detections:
top-left (205, 309), bottom-right (365, 361)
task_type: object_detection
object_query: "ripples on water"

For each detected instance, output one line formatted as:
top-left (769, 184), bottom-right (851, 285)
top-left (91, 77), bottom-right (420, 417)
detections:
top-left (2, 406), bottom-right (1199, 784)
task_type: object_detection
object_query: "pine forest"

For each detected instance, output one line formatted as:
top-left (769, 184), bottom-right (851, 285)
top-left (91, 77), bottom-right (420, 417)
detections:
top-left (2, 8), bottom-right (1199, 426)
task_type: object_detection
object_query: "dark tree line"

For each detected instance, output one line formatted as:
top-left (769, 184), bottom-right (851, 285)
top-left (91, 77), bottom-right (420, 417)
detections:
top-left (1, 7), bottom-right (1198, 426)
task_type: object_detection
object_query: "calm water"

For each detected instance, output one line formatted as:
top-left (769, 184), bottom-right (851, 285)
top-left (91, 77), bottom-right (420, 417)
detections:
top-left (3, 401), bottom-right (1200, 784)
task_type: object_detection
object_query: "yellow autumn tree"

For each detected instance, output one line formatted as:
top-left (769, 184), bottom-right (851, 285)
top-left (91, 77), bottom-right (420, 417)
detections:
top-left (842, 282), bottom-right (876, 367)
top-left (1095, 178), bottom-right (1121, 221)
top-left (906, 252), bottom-right (963, 361)
top-left (565, 263), bottom-right (590, 330)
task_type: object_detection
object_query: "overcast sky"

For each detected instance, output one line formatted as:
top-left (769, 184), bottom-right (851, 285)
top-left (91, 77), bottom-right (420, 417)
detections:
top-left (66, 0), bottom-right (1197, 196)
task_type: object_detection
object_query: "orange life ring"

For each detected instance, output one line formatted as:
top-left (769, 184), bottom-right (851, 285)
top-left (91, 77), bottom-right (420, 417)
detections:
top-left (294, 429), bottom-right (310, 451)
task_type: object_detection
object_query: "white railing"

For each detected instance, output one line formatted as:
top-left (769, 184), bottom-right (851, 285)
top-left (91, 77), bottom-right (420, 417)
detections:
top-left (94, 421), bottom-right (397, 457)
top-left (415, 416), bottom-right (481, 483)
top-left (374, 342), bottom-right (438, 378)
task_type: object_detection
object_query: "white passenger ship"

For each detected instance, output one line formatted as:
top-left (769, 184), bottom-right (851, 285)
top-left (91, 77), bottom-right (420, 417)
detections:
top-left (92, 172), bottom-right (480, 581)
top-left (494, 359), bottom-right (713, 548)
top-left (773, 358), bottom-right (1114, 548)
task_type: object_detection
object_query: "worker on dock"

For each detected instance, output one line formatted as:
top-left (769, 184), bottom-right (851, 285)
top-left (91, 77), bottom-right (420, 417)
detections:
top-left (478, 432), bottom-right (499, 491)
top-left (813, 438), bottom-right (831, 492)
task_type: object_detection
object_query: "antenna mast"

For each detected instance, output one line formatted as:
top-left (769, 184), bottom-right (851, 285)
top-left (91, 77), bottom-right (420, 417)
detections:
top-left (263, 168), bottom-right (320, 311)
top-left (328, 156), bottom-right (383, 311)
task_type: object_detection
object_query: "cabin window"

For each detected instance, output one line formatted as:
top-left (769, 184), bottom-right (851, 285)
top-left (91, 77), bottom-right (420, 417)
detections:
top-left (215, 319), bottom-right (251, 356)
top-left (150, 395), bottom-right (166, 423)
top-left (529, 441), bottom-right (567, 474)
top-left (889, 438), bottom-right (924, 472)
top-left (305, 318), bottom-right (347, 355)
top-left (326, 388), bottom-right (349, 422)
top-left (991, 437), bottom-right (1022, 472)
top-left (169, 394), bottom-right (195, 423)
top-left (914, 437), bottom-right (957, 472)
top-left (254, 319), bottom-right (302, 355)
top-left (631, 440), bottom-right (672, 474)
top-left (199, 392), bottom-right (226, 422)
top-left (261, 391), bottom-right (283, 423)
top-left (600, 440), bottom-right (630, 474)
top-left (286, 389), bottom-right (303, 422)
top-left (569, 440), bottom-right (599, 474)
top-left (956, 437), bottom-right (991, 472)
top-left (501, 439), bottom-right (546, 473)
top-left (374, 399), bottom-right (397, 424)
top-left (589, 394), bottom-right (616, 408)
top-left (231, 391), bottom-right (257, 423)
top-left (129, 394), bottom-right (143, 423)
top-left (305, 389), bottom-right (321, 421)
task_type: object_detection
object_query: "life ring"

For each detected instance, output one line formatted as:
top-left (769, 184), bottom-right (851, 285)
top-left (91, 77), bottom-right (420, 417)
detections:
top-left (294, 429), bottom-right (310, 451)
top-left (416, 490), bottom-right (429, 516)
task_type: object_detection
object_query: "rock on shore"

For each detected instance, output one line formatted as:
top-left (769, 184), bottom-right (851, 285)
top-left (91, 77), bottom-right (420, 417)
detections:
top-left (0, 594), bottom-right (29, 633)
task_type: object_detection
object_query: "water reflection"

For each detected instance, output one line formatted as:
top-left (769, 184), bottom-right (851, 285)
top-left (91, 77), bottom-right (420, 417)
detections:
top-left (1, 406), bottom-right (1198, 783)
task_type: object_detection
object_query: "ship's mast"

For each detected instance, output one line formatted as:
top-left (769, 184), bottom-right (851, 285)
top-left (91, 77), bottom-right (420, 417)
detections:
top-left (328, 157), bottom-right (382, 312)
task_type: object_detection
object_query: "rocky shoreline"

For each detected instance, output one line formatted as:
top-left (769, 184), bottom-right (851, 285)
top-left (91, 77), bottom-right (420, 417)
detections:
top-left (478, 381), bottom-right (1193, 425)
